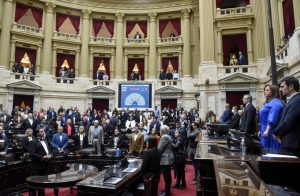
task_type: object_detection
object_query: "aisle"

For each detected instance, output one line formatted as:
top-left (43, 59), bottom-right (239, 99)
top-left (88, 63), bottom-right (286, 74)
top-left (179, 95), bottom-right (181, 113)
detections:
top-left (158, 163), bottom-right (196, 196)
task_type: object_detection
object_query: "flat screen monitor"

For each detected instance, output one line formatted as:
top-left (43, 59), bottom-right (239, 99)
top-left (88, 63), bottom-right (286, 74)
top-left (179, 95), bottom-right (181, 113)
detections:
top-left (118, 83), bottom-right (152, 109)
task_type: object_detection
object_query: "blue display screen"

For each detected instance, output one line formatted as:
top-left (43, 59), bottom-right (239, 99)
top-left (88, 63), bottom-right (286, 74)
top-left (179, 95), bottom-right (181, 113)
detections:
top-left (119, 84), bottom-right (152, 109)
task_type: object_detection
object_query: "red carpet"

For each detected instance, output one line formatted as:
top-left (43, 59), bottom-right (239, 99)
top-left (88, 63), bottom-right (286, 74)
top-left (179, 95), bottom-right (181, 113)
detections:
top-left (24, 163), bottom-right (196, 196)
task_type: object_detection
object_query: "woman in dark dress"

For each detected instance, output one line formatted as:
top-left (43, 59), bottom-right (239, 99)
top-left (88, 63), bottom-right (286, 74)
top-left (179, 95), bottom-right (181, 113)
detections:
top-left (172, 130), bottom-right (186, 189)
top-left (73, 126), bottom-right (88, 155)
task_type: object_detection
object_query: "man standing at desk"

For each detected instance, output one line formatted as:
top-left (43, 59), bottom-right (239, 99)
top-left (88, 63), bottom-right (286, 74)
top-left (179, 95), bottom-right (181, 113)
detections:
top-left (273, 76), bottom-right (300, 156)
top-left (29, 128), bottom-right (52, 196)
top-left (240, 94), bottom-right (257, 135)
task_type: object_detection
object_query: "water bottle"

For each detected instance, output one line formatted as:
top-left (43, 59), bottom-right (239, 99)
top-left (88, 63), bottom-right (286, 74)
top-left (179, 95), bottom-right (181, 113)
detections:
top-left (240, 138), bottom-right (246, 156)
top-left (116, 148), bottom-right (121, 157)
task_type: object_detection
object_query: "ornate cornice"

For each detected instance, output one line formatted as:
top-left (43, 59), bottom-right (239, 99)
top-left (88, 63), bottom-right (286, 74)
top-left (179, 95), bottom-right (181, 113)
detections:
top-left (115, 12), bottom-right (124, 22)
top-left (45, 1), bottom-right (56, 13)
top-left (148, 12), bottom-right (157, 22)
top-left (82, 9), bottom-right (91, 19)
top-left (181, 8), bottom-right (190, 19)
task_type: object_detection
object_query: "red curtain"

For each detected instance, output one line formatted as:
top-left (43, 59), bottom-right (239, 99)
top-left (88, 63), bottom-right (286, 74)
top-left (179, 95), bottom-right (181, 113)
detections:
top-left (226, 91), bottom-right (249, 108)
top-left (128, 58), bottom-right (144, 80)
top-left (216, 0), bottom-right (250, 8)
top-left (15, 47), bottom-right (37, 65)
top-left (56, 53), bottom-right (75, 76)
top-left (15, 3), bottom-right (30, 22)
top-left (161, 99), bottom-right (177, 110)
top-left (56, 13), bottom-right (68, 31)
top-left (92, 99), bottom-right (109, 112)
top-left (105, 20), bottom-right (115, 37)
top-left (222, 34), bottom-right (247, 65)
top-left (283, 0), bottom-right (295, 36)
top-left (93, 19), bottom-right (104, 36)
top-left (93, 57), bottom-right (110, 79)
top-left (126, 21), bottom-right (147, 38)
top-left (13, 94), bottom-right (34, 110)
top-left (159, 18), bottom-right (181, 37)
top-left (161, 57), bottom-right (179, 72)
top-left (31, 7), bottom-right (43, 28)
top-left (69, 15), bottom-right (80, 34)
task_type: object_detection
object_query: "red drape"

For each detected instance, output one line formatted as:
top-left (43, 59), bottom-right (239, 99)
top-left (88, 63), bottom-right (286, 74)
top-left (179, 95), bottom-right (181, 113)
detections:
top-left (56, 53), bottom-right (75, 77)
top-left (92, 99), bottom-right (109, 112)
top-left (128, 58), bottom-right (144, 80)
top-left (283, 0), bottom-right (295, 36)
top-left (161, 57), bottom-right (179, 72)
top-left (15, 3), bottom-right (43, 28)
top-left (93, 19), bottom-right (104, 36)
top-left (105, 20), bottom-right (115, 37)
top-left (15, 47), bottom-right (37, 65)
top-left (159, 18), bottom-right (181, 37)
top-left (13, 94), bottom-right (34, 110)
top-left (226, 91), bottom-right (249, 108)
top-left (222, 34), bottom-right (247, 65)
top-left (161, 99), bottom-right (177, 110)
top-left (126, 21), bottom-right (147, 38)
top-left (216, 0), bottom-right (250, 8)
top-left (15, 3), bottom-right (30, 23)
top-left (93, 57), bottom-right (110, 79)
top-left (31, 7), bottom-right (43, 28)
top-left (69, 15), bottom-right (80, 34)
top-left (56, 13), bottom-right (68, 31)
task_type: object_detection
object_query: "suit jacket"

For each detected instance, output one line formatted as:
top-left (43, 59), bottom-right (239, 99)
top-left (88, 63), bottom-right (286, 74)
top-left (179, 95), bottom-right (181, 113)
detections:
top-left (108, 135), bottom-right (128, 149)
top-left (0, 134), bottom-right (8, 153)
top-left (73, 134), bottom-right (89, 151)
top-left (158, 134), bottom-right (173, 165)
top-left (23, 118), bottom-right (37, 131)
top-left (63, 123), bottom-right (75, 137)
top-left (29, 138), bottom-right (52, 170)
top-left (22, 136), bottom-right (35, 152)
top-left (240, 103), bottom-right (257, 134)
top-left (129, 131), bottom-right (144, 153)
top-left (273, 93), bottom-right (300, 155)
top-left (220, 109), bottom-right (233, 122)
top-left (229, 113), bottom-right (240, 130)
top-left (52, 133), bottom-right (69, 150)
top-left (141, 149), bottom-right (161, 179)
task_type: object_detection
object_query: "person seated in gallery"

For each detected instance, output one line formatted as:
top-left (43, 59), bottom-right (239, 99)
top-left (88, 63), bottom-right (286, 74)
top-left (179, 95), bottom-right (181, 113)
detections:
top-left (238, 51), bottom-right (247, 65)
top-left (173, 70), bottom-right (179, 80)
top-left (166, 70), bottom-right (173, 80)
top-left (68, 69), bottom-right (75, 78)
top-left (159, 69), bottom-right (166, 80)
top-left (229, 54), bottom-right (238, 66)
top-left (103, 72), bottom-right (109, 80)
top-left (73, 125), bottom-right (89, 155)
top-left (0, 126), bottom-right (8, 157)
top-left (170, 31), bottom-right (176, 37)
top-left (134, 31), bottom-right (142, 40)
top-left (52, 126), bottom-right (69, 155)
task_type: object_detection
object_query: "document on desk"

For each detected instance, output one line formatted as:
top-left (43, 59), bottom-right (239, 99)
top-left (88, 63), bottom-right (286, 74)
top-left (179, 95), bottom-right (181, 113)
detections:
top-left (262, 154), bottom-right (298, 158)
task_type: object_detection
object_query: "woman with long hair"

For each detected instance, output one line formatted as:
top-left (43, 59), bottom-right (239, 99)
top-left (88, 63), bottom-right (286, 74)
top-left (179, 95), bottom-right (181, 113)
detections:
top-left (259, 84), bottom-right (284, 151)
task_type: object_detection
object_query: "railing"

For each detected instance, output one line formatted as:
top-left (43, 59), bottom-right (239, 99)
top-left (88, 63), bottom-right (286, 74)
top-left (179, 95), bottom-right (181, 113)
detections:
top-left (90, 36), bottom-right (115, 45)
top-left (218, 65), bottom-right (257, 75)
top-left (124, 38), bottom-right (149, 45)
top-left (11, 72), bottom-right (39, 81)
top-left (158, 36), bottom-right (182, 44)
top-left (12, 22), bottom-right (43, 35)
top-left (157, 79), bottom-right (182, 88)
top-left (216, 5), bottom-right (252, 17)
top-left (53, 31), bottom-right (81, 41)
top-left (54, 77), bottom-right (75, 84)
top-left (92, 79), bottom-right (111, 86)
top-left (276, 43), bottom-right (289, 62)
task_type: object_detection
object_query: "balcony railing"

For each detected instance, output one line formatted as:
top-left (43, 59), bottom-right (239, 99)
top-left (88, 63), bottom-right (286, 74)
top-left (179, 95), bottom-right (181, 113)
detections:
top-left (53, 31), bottom-right (81, 42)
top-left (92, 79), bottom-right (112, 86)
top-left (54, 77), bottom-right (75, 84)
top-left (276, 43), bottom-right (289, 62)
top-left (216, 5), bottom-right (252, 17)
top-left (12, 22), bottom-right (43, 36)
top-left (90, 36), bottom-right (115, 45)
top-left (158, 36), bottom-right (182, 44)
top-left (218, 65), bottom-right (257, 75)
top-left (11, 72), bottom-right (39, 81)
top-left (157, 79), bottom-right (182, 89)
top-left (124, 38), bottom-right (149, 45)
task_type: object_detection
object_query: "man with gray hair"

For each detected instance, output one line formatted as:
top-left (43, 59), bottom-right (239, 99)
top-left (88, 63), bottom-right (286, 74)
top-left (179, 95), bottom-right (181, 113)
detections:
top-left (240, 94), bottom-right (257, 134)
top-left (158, 125), bottom-right (173, 196)
top-left (88, 120), bottom-right (104, 155)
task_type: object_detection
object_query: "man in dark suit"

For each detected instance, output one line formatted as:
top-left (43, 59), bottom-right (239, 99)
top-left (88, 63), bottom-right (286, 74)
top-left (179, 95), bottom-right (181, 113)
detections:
top-left (52, 126), bottom-right (69, 155)
top-left (273, 76), bottom-right (300, 157)
top-left (238, 51), bottom-right (247, 65)
top-left (0, 126), bottom-right (8, 156)
top-left (220, 103), bottom-right (233, 123)
top-left (23, 113), bottom-right (37, 131)
top-left (28, 128), bottom-right (52, 196)
top-left (240, 94), bottom-right (257, 134)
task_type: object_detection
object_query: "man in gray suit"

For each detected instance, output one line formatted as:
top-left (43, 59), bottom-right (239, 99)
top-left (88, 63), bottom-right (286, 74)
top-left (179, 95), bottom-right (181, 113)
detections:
top-left (88, 120), bottom-right (103, 155)
top-left (158, 125), bottom-right (173, 196)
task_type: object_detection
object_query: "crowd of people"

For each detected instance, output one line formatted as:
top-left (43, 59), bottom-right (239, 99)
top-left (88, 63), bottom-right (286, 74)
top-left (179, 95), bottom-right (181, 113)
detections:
top-left (159, 69), bottom-right (180, 80)
top-left (12, 62), bottom-right (36, 75)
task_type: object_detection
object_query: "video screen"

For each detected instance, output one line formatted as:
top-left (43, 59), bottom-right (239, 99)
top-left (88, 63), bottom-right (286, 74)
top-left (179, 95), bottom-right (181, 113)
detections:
top-left (118, 84), bottom-right (152, 109)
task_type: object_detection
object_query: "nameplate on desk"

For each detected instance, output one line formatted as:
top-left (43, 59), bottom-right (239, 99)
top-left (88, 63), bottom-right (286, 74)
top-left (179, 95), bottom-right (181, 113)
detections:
top-left (262, 154), bottom-right (298, 158)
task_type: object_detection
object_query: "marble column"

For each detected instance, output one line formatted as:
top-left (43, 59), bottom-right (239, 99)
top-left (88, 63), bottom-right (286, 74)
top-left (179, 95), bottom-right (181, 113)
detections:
top-left (277, 0), bottom-right (285, 38)
top-left (178, 52), bottom-right (182, 77)
top-left (246, 28), bottom-right (254, 64)
top-left (181, 9), bottom-right (191, 77)
top-left (52, 48), bottom-right (57, 76)
top-left (148, 12), bottom-right (157, 79)
top-left (293, 0), bottom-right (300, 29)
top-left (144, 53), bottom-right (148, 79)
top-left (124, 54), bottom-right (128, 79)
top-left (115, 12), bottom-right (124, 79)
top-left (41, 2), bottom-right (55, 74)
top-left (0, 0), bottom-right (14, 68)
top-left (271, 0), bottom-right (281, 46)
top-left (217, 29), bottom-right (223, 64)
top-left (110, 53), bottom-right (115, 79)
top-left (9, 40), bottom-right (16, 69)
top-left (75, 50), bottom-right (80, 76)
top-left (36, 45), bottom-right (42, 74)
top-left (79, 9), bottom-right (91, 77)
top-left (157, 53), bottom-right (161, 77)
top-left (89, 52), bottom-right (93, 78)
